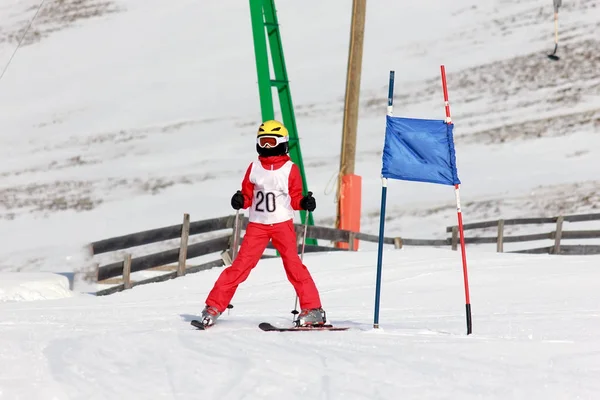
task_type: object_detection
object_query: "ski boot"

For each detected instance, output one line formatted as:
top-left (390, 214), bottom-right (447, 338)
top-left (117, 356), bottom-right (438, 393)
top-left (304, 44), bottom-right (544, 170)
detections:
top-left (200, 305), bottom-right (221, 327)
top-left (295, 308), bottom-right (327, 327)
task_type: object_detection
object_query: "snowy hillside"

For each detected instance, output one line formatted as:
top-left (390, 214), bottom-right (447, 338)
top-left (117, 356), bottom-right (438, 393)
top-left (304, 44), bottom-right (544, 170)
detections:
top-left (1, 2), bottom-right (599, 398)
top-left (1, 248), bottom-right (599, 399)
top-left (0, 0), bottom-right (598, 271)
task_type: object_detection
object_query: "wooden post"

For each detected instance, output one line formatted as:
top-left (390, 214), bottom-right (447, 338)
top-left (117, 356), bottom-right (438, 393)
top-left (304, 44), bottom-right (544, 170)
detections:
top-left (220, 247), bottom-right (233, 266)
top-left (451, 226), bottom-right (458, 251)
top-left (348, 232), bottom-right (356, 251)
top-left (497, 219), bottom-right (505, 253)
top-left (393, 237), bottom-right (403, 249)
top-left (93, 262), bottom-right (100, 286)
top-left (123, 253), bottom-right (132, 290)
top-left (553, 215), bottom-right (564, 254)
top-left (336, 0), bottom-right (366, 230)
top-left (177, 213), bottom-right (190, 277)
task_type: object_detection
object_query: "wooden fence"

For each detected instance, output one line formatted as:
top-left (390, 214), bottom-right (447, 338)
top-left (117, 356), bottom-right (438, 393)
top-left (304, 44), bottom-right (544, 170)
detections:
top-left (87, 211), bottom-right (600, 296)
top-left (88, 213), bottom-right (447, 296)
top-left (446, 212), bottom-right (600, 255)
top-left (89, 214), bottom-right (240, 296)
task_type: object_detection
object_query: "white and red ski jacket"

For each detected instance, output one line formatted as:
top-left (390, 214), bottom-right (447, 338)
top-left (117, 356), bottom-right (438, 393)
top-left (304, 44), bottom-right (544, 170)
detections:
top-left (239, 155), bottom-right (305, 225)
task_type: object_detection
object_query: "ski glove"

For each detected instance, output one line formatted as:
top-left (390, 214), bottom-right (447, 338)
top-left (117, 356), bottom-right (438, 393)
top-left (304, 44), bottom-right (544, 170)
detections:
top-left (231, 190), bottom-right (244, 210)
top-left (300, 191), bottom-right (316, 212)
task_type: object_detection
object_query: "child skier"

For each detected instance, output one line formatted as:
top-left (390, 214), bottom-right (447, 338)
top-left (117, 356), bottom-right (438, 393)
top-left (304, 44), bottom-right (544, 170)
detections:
top-left (200, 120), bottom-right (326, 327)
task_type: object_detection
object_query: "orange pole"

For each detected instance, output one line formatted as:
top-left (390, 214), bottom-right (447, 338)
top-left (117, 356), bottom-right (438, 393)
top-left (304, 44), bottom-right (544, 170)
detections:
top-left (336, 174), bottom-right (361, 250)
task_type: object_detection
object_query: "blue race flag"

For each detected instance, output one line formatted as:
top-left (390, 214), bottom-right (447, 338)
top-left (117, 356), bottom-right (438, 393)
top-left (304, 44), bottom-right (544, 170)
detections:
top-left (381, 115), bottom-right (460, 186)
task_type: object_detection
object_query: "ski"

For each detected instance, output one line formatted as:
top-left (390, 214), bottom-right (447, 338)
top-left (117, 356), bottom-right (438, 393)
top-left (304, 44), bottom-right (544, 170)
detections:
top-left (259, 322), bottom-right (349, 332)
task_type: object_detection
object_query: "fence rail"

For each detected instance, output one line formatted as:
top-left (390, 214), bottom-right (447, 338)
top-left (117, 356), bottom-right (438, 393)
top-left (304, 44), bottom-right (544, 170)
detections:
top-left (446, 213), bottom-right (600, 255)
top-left (96, 234), bottom-right (232, 281)
top-left (90, 215), bottom-right (235, 254)
top-left (95, 259), bottom-right (226, 296)
top-left (445, 212), bottom-right (600, 232)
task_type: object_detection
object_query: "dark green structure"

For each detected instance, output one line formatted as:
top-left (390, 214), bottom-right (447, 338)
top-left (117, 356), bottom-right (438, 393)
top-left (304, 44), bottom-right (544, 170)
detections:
top-left (249, 0), bottom-right (316, 244)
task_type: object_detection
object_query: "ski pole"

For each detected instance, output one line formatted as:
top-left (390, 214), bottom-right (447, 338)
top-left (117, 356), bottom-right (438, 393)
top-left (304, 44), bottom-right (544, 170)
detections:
top-left (232, 209), bottom-right (240, 261)
top-left (548, 0), bottom-right (561, 60)
top-left (226, 209), bottom-right (241, 316)
top-left (292, 207), bottom-right (311, 321)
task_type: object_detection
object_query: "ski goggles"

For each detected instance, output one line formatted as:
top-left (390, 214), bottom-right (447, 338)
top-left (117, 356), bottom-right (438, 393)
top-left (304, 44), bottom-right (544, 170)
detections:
top-left (257, 135), bottom-right (289, 148)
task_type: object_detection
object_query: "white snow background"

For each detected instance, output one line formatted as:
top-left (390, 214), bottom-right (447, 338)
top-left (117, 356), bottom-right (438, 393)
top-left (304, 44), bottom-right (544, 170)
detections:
top-left (0, 0), bottom-right (599, 398)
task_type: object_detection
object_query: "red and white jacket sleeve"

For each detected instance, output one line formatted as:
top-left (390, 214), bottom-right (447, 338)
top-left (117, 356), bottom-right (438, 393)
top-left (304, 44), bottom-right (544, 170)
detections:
top-left (240, 164), bottom-right (254, 209)
top-left (288, 164), bottom-right (304, 210)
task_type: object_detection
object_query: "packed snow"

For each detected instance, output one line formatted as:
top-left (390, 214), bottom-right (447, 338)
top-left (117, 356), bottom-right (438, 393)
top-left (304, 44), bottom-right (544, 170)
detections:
top-left (1, 248), bottom-right (600, 399)
top-left (0, 272), bottom-right (73, 302)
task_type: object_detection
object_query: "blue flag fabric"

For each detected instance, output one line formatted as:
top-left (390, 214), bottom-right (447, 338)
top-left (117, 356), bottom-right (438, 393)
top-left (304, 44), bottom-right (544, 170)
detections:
top-left (381, 115), bottom-right (460, 186)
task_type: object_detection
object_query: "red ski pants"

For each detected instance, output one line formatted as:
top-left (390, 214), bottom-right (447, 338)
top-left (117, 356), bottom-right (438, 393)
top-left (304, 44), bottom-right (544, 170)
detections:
top-left (205, 220), bottom-right (322, 313)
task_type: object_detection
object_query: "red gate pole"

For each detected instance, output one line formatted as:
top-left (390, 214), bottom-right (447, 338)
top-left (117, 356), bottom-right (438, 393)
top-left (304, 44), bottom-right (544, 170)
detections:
top-left (441, 64), bottom-right (472, 335)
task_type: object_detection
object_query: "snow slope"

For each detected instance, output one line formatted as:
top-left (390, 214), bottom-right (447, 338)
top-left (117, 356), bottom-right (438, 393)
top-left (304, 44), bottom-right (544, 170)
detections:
top-left (0, 0), bottom-right (598, 273)
top-left (1, 248), bottom-right (599, 399)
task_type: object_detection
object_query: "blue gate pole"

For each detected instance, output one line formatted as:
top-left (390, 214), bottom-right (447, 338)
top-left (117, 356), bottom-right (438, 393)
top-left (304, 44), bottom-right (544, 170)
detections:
top-left (373, 70), bottom-right (395, 329)
top-left (373, 179), bottom-right (388, 329)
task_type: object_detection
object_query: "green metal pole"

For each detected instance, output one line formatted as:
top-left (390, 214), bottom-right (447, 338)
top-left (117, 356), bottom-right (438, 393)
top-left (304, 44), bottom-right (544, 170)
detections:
top-left (249, 0), bottom-right (275, 121)
top-left (262, 0), bottom-right (315, 230)
top-left (248, 0), bottom-right (317, 245)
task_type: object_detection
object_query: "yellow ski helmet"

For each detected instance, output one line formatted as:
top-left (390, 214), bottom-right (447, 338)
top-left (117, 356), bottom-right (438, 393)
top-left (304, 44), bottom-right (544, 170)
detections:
top-left (256, 120), bottom-right (289, 156)
top-left (257, 120), bottom-right (289, 137)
